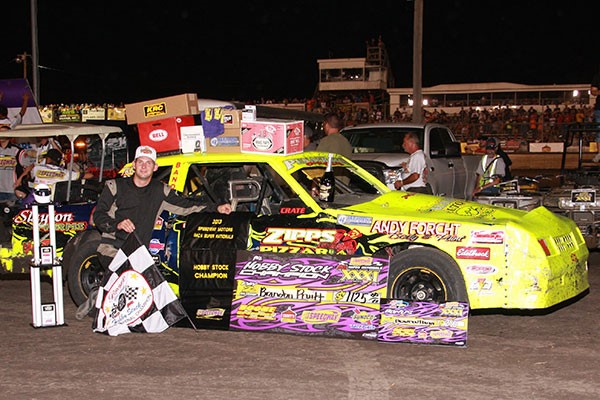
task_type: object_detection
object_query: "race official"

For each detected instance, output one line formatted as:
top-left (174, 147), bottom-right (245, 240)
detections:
top-left (472, 140), bottom-right (506, 196)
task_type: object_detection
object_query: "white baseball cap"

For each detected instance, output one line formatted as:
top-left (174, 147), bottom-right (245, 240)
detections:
top-left (134, 145), bottom-right (157, 162)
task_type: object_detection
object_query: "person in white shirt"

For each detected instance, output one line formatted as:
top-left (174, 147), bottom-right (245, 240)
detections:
top-left (15, 148), bottom-right (92, 201)
top-left (0, 127), bottom-right (19, 202)
top-left (394, 132), bottom-right (431, 194)
top-left (0, 92), bottom-right (29, 129)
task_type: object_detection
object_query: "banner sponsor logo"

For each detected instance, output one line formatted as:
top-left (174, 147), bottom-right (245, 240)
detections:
top-left (196, 308), bottom-right (226, 319)
top-left (301, 309), bottom-right (341, 324)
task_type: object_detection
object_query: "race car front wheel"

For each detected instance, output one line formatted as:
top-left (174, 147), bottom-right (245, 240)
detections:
top-left (388, 247), bottom-right (468, 304)
top-left (66, 234), bottom-right (105, 306)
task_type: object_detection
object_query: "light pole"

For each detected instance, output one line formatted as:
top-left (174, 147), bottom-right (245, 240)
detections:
top-left (16, 52), bottom-right (30, 79)
top-left (412, 0), bottom-right (423, 124)
top-left (31, 0), bottom-right (40, 104)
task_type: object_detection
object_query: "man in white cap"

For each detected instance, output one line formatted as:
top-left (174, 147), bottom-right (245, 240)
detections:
top-left (77, 145), bottom-right (231, 319)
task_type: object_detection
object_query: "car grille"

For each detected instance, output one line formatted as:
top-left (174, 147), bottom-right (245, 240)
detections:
top-left (553, 233), bottom-right (576, 252)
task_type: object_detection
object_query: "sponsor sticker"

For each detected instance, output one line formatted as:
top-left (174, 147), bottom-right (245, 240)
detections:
top-left (466, 264), bottom-right (497, 275)
top-left (471, 230), bottom-right (504, 244)
top-left (337, 214), bottom-right (373, 227)
top-left (149, 129), bottom-right (168, 142)
top-left (148, 238), bottom-right (165, 255)
top-left (143, 102), bottom-right (167, 117)
top-left (456, 246), bottom-right (490, 260)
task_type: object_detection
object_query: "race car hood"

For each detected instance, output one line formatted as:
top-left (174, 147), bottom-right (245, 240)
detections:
top-left (340, 191), bottom-right (532, 225)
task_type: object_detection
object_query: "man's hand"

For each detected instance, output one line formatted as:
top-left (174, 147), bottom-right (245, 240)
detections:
top-left (217, 203), bottom-right (232, 214)
top-left (117, 218), bottom-right (136, 233)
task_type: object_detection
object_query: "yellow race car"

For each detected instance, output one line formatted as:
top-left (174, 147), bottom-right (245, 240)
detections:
top-left (64, 150), bottom-right (589, 313)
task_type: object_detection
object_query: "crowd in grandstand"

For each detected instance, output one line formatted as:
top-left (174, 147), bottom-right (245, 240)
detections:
top-left (38, 96), bottom-right (597, 144)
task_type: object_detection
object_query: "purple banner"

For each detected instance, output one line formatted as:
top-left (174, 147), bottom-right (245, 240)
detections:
top-left (230, 251), bottom-right (388, 340)
top-left (0, 79), bottom-right (42, 124)
top-left (378, 300), bottom-right (468, 347)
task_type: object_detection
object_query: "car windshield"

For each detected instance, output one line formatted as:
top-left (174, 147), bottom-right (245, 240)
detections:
top-left (289, 163), bottom-right (386, 206)
top-left (343, 127), bottom-right (424, 154)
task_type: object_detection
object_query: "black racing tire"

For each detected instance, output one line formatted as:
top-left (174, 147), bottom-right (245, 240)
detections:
top-left (387, 247), bottom-right (468, 304)
top-left (66, 234), bottom-right (105, 306)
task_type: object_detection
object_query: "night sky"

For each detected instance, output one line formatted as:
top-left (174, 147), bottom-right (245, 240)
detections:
top-left (3, 1), bottom-right (598, 105)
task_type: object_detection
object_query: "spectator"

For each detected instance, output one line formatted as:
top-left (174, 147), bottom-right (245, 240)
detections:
top-left (15, 148), bottom-right (93, 201)
top-left (0, 126), bottom-right (19, 203)
top-left (34, 136), bottom-right (62, 165)
top-left (316, 112), bottom-right (352, 158)
top-left (393, 132), bottom-right (431, 194)
top-left (303, 124), bottom-right (319, 151)
top-left (0, 92), bottom-right (29, 129)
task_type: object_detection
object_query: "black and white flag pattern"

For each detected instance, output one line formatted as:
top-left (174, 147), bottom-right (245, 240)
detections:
top-left (92, 233), bottom-right (187, 336)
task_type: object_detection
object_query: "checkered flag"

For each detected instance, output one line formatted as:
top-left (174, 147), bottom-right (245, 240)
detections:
top-left (92, 233), bottom-right (189, 336)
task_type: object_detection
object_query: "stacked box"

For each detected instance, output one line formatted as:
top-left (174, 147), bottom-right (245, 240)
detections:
top-left (205, 128), bottom-right (242, 153)
top-left (240, 119), bottom-right (304, 155)
top-left (125, 93), bottom-right (199, 125)
top-left (137, 115), bottom-right (195, 155)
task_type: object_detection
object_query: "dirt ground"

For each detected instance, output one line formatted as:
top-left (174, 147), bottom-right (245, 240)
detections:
top-left (1, 253), bottom-right (599, 400)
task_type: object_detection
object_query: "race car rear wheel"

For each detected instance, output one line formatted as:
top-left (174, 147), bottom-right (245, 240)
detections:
top-left (388, 247), bottom-right (468, 304)
top-left (67, 236), bottom-right (105, 306)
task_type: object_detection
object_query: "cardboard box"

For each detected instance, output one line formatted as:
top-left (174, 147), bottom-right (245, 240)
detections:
top-left (240, 120), bottom-right (304, 155)
top-left (205, 127), bottom-right (241, 153)
top-left (222, 109), bottom-right (242, 128)
top-left (137, 115), bottom-right (195, 155)
top-left (125, 93), bottom-right (199, 125)
top-left (242, 105), bottom-right (256, 121)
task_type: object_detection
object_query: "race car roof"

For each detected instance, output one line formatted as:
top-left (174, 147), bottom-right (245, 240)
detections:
top-left (0, 123), bottom-right (122, 140)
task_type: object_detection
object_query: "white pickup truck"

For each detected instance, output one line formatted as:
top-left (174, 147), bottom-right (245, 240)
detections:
top-left (341, 122), bottom-right (481, 199)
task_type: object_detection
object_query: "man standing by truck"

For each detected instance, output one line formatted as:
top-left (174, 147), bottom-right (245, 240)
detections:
top-left (394, 132), bottom-right (431, 194)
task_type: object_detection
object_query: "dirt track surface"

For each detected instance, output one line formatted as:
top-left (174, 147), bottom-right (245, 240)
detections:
top-left (1, 254), bottom-right (600, 400)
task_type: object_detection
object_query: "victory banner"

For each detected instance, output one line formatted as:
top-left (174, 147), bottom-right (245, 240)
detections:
top-left (92, 234), bottom-right (188, 336)
top-left (230, 251), bottom-right (389, 340)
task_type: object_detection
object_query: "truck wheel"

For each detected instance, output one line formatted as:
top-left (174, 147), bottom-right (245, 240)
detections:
top-left (67, 237), bottom-right (105, 306)
top-left (388, 247), bottom-right (468, 304)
